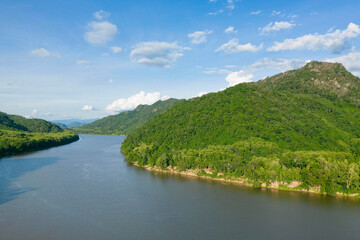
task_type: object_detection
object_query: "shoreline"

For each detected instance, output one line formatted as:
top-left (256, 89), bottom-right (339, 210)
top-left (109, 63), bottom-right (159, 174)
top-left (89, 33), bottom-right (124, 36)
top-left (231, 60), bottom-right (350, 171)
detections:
top-left (130, 162), bottom-right (360, 199)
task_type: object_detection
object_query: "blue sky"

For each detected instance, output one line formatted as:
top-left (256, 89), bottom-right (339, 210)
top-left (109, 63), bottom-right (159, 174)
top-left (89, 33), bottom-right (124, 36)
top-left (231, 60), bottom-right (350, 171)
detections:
top-left (1, 0), bottom-right (360, 120)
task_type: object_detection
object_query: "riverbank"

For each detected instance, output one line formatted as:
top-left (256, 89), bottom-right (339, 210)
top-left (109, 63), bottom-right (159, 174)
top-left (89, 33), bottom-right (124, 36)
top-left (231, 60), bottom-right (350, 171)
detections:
top-left (131, 162), bottom-right (360, 199)
top-left (0, 130), bottom-right (79, 158)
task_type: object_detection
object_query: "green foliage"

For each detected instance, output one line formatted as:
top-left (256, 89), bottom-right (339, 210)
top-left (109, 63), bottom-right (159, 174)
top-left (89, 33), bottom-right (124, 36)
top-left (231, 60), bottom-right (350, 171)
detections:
top-left (0, 112), bottom-right (63, 133)
top-left (0, 111), bottom-right (78, 157)
top-left (74, 98), bottom-right (181, 135)
top-left (121, 61), bottom-right (360, 195)
top-left (0, 129), bottom-right (79, 157)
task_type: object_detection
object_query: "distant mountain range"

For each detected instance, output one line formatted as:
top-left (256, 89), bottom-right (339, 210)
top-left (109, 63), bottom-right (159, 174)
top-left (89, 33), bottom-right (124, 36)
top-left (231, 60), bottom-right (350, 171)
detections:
top-left (52, 118), bottom-right (99, 127)
top-left (74, 98), bottom-right (181, 135)
top-left (121, 61), bottom-right (360, 196)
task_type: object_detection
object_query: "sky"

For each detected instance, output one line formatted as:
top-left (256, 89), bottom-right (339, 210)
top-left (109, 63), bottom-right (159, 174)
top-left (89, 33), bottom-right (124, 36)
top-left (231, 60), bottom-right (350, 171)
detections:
top-left (1, 0), bottom-right (360, 120)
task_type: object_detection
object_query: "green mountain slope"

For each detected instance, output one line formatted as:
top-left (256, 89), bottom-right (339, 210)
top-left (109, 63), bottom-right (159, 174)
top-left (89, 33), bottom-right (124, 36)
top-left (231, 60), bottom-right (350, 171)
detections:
top-left (0, 112), bottom-right (63, 133)
top-left (75, 98), bottom-right (181, 135)
top-left (121, 61), bottom-right (360, 196)
top-left (0, 112), bottom-right (78, 157)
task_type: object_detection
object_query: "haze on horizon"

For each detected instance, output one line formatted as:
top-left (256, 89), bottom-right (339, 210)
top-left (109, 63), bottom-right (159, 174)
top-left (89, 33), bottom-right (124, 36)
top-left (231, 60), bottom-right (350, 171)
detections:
top-left (1, 0), bottom-right (360, 120)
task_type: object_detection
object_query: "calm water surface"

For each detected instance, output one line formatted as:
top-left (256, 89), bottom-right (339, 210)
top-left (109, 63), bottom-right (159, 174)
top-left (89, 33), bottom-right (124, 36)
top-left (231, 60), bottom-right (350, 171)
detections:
top-left (0, 135), bottom-right (360, 240)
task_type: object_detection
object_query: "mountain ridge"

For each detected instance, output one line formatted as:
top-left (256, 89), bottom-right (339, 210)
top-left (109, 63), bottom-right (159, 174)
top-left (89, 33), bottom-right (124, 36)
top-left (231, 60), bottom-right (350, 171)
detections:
top-left (121, 61), bottom-right (360, 196)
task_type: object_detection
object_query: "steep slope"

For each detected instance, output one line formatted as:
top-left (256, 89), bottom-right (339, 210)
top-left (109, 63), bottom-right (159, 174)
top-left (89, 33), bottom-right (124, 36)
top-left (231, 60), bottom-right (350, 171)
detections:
top-left (121, 61), bottom-right (360, 196)
top-left (76, 98), bottom-right (181, 135)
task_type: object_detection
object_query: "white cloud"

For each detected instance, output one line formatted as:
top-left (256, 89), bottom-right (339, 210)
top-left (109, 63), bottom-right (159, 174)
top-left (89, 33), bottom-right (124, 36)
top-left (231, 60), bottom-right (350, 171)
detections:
top-left (209, 0), bottom-right (217, 2)
top-left (250, 10), bottom-right (261, 15)
top-left (93, 10), bottom-right (110, 20)
top-left (31, 48), bottom-right (61, 58)
top-left (271, 10), bottom-right (281, 16)
top-left (25, 109), bottom-right (38, 119)
top-left (225, 26), bottom-right (237, 34)
top-left (110, 46), bottom-right (122, 53)
top-left (208, 9), bottom-right (224, 16)
top-left (188, 30), bottom-right (212, 44)
top-left (109, 78), bottom-right (114, 83)
top-left (224, 58), bottom-right (309, 87)
top-left (105, 91), bottom-right (170, 113)
top-left (227, 0), bottom-right (235, 10)
top-left (226, 71), bottom-right (254, 86)
top-left (260, 21), bottom-right (295, 34)
top-left (325, 52), bottom-right (360, 73)
top-left (248, 58), bottom-right (310, 72)
top-left (84, 21), bottom-right (118, 45)
top-left (76, 60), bottom-right (90, 65)
top-left (197, 91), bottom-right (207, 97)
top-left (215, 38), bottom-right (263, 53)
top-left (81, 105), bottom-right (95, 111)
top-left (203, 67), bottom-right (232, 75)
top-left (130, 41), bottom-right (189, 68)
top-left (267, 23), bottom-right (360, 53)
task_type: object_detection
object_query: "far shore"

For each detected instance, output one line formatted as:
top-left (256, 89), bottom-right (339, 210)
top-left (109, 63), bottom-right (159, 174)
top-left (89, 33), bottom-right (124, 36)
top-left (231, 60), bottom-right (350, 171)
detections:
top-left (131, 162), bottom-right (360, 199)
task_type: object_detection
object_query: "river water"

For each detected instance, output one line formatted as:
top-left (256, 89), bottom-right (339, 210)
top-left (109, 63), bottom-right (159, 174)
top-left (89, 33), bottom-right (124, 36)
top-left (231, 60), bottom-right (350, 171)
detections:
top-left (0, 135), bottom-right (359, 240)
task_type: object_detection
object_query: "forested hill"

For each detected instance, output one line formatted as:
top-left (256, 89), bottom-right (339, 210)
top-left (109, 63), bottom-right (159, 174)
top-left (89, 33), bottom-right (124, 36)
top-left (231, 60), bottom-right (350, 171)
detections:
top-left (121, 61), bottom-right (360, 196)
top-left (75, 98), bottom-right (181, 135)
top-left (0, 112), bottom-right (63, 133)
top-left (0, 112), bottom-right (78, 157)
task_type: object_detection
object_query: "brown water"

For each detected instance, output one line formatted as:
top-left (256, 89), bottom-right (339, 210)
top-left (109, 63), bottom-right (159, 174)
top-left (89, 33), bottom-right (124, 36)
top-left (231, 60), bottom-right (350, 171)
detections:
top-left (0, 135), bottom-right (359, 240)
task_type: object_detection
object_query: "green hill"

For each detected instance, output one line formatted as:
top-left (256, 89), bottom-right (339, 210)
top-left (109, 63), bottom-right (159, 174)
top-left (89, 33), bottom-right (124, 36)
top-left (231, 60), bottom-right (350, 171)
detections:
top-left (75, 98), bottom-right (181, 135)
top-left (0, 112), bottom-right (78, 157)
top-left (0, 112), bottom-right (63, 133)
top-left (121, 61), bottom-right (360, 196)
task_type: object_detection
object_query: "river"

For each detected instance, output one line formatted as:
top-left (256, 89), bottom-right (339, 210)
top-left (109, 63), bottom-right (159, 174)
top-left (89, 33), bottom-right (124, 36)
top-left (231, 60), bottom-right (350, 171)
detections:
top-left (0, 135), bottom-right (359, 240)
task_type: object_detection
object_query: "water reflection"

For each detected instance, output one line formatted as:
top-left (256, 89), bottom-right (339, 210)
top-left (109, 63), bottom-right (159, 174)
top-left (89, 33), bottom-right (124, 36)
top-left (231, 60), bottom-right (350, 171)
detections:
top-left (0, 156), bottom-right (59, 204)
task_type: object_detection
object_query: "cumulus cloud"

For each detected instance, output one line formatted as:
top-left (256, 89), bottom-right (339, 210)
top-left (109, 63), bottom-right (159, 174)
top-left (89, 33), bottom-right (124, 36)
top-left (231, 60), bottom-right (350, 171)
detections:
top-left (260, 21), bottom-right (295, 34)
top-left (215, 38), bottom-right (263, 53)
top-left (225, 26), bottom-right (237, 33)
top-left (267, 23), bottom-right (360, 53)
top-left (106, 91), bottom-right (170, 113)
top-left (81, 105), bottom-right (95, 111)
top-left (188, 30), bottom-right (212, 44)
top-left (76, 60), bottom-right (90, 65)
top-left (110, 46), bottom-right (122, 53)
top-left (130, 41), bottom-right (189, 68)
top-left (226, 71), bottom-right (254, 86)
top-left (31, 48), bottom-right (61, 58)
top-left (250, 10), bottom-right (261, 15)
top-left (93, 10), bottom-right (110, 20)
top-left (325, 52), bottom-right (360, 73)
top-left (84, 21), bottom-right (118, 45)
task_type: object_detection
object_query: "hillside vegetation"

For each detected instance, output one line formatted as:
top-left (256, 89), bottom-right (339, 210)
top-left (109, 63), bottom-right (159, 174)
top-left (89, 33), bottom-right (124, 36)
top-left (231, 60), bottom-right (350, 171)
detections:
top-left (121, 61), bottom-right (360, 196)
top-left (0, 112), bottom-right (79, 157)
top-left (75, 98), bottom-right (181, 135)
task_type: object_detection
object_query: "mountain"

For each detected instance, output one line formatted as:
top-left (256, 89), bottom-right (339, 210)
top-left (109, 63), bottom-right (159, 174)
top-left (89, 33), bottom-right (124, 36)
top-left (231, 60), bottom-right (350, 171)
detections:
top-left (52, 118), bottom-right (99, 127)
top-left (0, 112), bottom-right (63, 133)
top-left (0, 112), bottom-right (78, 157)
top-left (75, 98), bottom-right (181, 135)
top-left (121, 61), bottom-right (360, 196)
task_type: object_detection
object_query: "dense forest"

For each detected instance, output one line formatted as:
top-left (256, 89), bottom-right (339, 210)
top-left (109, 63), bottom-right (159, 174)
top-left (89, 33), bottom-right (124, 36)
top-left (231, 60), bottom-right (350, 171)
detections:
top-left (0, 112), bottom-right (79, 157)
top-left (74, 98), bottom-right (181, 135)
top-left (121, 61), bottom-right (360, 196)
